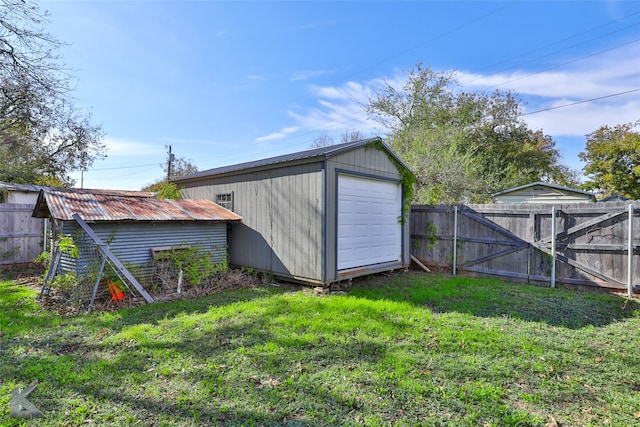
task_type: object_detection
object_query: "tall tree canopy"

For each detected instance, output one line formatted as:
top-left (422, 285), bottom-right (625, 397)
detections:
top-left (579, 120), bottom-right (640, 199)
top-left (0, 0), bottom-right (105, 186)
top-left (365, 63), bottom-right (578, 204)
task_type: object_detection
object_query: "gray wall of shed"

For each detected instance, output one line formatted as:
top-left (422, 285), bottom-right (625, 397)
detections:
top-left (179, 144), bottom-right (411, 285)
top-left (179, 161), bottom-right (325, 284)
top-left (58, 221), bottom-right (228, 282)
top-left (325, 146), bottom-right (410, 281)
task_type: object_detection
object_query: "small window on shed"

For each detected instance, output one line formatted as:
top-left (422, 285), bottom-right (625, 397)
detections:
top-left (216, 192), bottom-right (234, 211)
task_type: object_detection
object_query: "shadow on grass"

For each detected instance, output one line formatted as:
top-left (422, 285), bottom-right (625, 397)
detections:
top-left (349, 271), bottom-right (640, 329)
top-left (4, 293), bottom-right (400, 427)
top-left (88, 283), bottom-right (302, 330)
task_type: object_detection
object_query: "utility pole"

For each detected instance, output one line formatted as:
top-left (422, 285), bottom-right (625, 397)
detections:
top-left (166, 145), bottom-right (174, 182)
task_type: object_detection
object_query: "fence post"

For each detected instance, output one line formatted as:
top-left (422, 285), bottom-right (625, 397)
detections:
top-left (628, 204), bottom-right (634, 298)
top-left (551, 206), bottom-right (556, 289)
top-left (453, 205), bottom-right (458, 275)
top-left (43, 219), bottom-right (48, 253)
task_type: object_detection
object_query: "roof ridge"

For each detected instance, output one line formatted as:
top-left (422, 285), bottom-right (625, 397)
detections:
top-left (175, 137), bottom-right (394, 182)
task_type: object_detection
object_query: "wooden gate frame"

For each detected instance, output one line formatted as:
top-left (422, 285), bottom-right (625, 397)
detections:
top-left (533, 208), bottom-right (632, 287)
top-left (449, 205), bottom-right (637, 295)
top-left (455, 208), bottom-right (532, 281)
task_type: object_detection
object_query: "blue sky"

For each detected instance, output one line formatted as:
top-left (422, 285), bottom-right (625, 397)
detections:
top-left (41, 0), bottom-right (640, 190)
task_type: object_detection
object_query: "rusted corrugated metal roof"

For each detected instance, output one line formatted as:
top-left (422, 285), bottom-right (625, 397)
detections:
top-left (32, 188), bottom-right (242, 222)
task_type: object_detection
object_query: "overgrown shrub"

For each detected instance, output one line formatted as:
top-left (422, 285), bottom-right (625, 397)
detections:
top-left (58, 235), bottom-right (79, 258)
top-left (51, 272), bottom-right (78, 296)
top-left (153, 246), bottom-right (228, 289)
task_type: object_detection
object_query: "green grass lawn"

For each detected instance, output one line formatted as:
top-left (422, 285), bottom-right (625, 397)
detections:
top-left (2, 271), bottom-right (640, 426)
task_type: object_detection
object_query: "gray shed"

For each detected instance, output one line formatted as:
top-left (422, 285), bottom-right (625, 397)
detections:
top-left (174, 137), bottom-right (414, 286)
top-left (32, 188), bottom-right (241, 284)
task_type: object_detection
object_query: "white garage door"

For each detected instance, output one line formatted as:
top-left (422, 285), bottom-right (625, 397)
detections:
top-left (337, 174), bottom-right (402, 271)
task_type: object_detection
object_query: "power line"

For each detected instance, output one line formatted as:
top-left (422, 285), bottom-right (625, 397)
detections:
top-left (322, 1), bottom-right (517, 88)
top-left (488, 36), bottom-right (640, 90)
top-left (239, 1), bottom-right (518, 161)
top-left (462, 11), bottom-right (640, 83)
top-left (521, 88), bottom-right (640, 116)
top-left (262, 6), bottom-right (640, 158)
top-left (86, 163), bottom-right (157, 171)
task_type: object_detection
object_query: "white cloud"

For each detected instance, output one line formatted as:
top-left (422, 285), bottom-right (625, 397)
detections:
top-left (285, 79), bottom-right (394, 135)
top-left (455, 42), bottom-right (640, 137)
top-left (104, 138), bottom-right (158, 156)
top-left (285, 42), bottom-right (640, 142)
top-left (310, 80), bottom-right (377, 101)
top-left (255, 126), bottom-right (300, 142)
top-left (526, 98), bottom-right (640, 137)
top-left (291, 69), bottom-right (335, 81)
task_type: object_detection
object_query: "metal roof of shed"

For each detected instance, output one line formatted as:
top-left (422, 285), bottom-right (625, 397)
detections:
top-left (175, 137), bottom-right (413, 182)
top-left (32, 188), bottom-right (242, 222)
top-left (491, 181), bottom-right (595, 199)
top-left (0, 181), bottom-right (48, 193)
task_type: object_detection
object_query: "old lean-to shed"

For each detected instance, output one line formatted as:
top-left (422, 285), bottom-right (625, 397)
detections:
top-left (174, 137), bottom-right (414, 286)
top-left (492, 182), bottom-right (596, 204)
top-left (32, 188), bottom-right (241, 284)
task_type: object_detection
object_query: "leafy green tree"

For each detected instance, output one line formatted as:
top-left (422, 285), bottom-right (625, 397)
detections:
top-left (579, 121), bottom-right (640, 199)
top-left (365, 63), bottom-right (577, 203)
top-left (0, 0), bottom-right (105, 186)
top-left (151, 182), bottom-right (181, 199)
top-left (143, 155), bottom-right (198, 197)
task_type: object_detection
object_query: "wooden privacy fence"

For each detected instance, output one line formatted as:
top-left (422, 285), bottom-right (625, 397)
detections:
top-left (0, 203), bottom-right (45, 266)
top-left (411, 201), bottom-right (639, 296)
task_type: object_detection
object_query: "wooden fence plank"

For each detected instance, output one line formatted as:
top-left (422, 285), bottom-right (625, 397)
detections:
top-left (460, 209), bottom-right (529, 244)
top-left (462, 245), bottom-right (528, 268)
top-left (411, 202), bottom-right (639, 293)
top-left (0, 203), bottom-right (44, 265)
top-left (540, 210), bottom-right (626, 243)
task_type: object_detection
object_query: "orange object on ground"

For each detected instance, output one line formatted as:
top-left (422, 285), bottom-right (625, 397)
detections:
top-left (107, 280), bottom-right (125, 301)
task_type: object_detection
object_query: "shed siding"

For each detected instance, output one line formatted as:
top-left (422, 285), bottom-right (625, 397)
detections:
top-left (177, 143), bottom-right (411, 285)
top-left (180, 162), bottom-right (324, 283)
top-left (325, 146), bottom-right (408, 281)
top-left (6, 192), bottom-right (39, 204)
top-left (59, 221), bottom-right (228, 281)
top-left (494, 187), bottom-right (594, 204)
